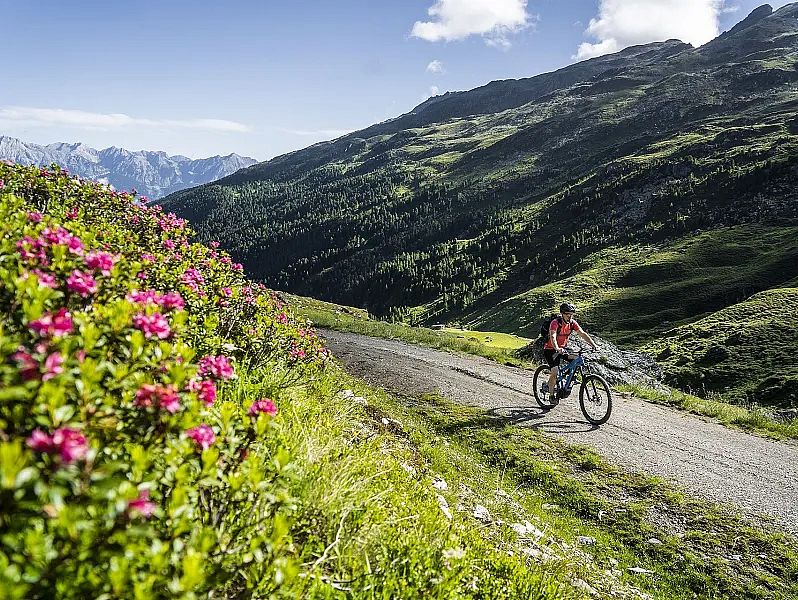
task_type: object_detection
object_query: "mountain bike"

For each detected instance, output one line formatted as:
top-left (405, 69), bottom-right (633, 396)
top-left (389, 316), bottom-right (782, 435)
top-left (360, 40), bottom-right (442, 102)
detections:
top-left (532, 349), bottom-right (613, 425)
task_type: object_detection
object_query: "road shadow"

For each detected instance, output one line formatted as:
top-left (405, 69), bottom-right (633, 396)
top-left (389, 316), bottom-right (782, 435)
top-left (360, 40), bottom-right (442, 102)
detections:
top-left (528, 420), bottom-right (598, 434)
top-left (487, 406), bottom-right (549, 425)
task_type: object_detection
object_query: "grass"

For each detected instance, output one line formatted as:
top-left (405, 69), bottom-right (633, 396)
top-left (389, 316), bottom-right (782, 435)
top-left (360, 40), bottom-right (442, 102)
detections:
top-left (616, 383), bottom-right (798, 441)
top-left (232, 362), bottom-right (576, 598)
top-left (286, 292), bottom-right (530, 368)
top-left (371, 390), bottom-right (798, 599)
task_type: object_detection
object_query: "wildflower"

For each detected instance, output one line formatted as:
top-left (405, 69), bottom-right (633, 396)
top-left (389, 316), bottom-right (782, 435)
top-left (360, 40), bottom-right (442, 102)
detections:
top-left (42, 352), bottom-right (64, 381)
top-left (135, 383), bottom-right (180, 413)
top-left (197, 355), bottom-right (234, 380)
top-left (16, 236), bottom-right (44, 262)
top-left (290, 347), bottom-right (306, 360)
top-left (66, 270), bottom-right (98, 297)
top-left (32, 269), bottom-right (57, 288)
top-left (12, 348), bottom-right (39, 380)
top-left (186, 424), bottom-right (215, 450)
top-left (210, 241), bottom-right (220, 248)
top-left (248, 398), bottom-right (278, 417)
top-left (162, 239), bottom-right (176, 250)
top-left (159, 291), bottom-right (185, 310)
top-left (276, 313), bottom-right (288, 325)
top-left (27, 211), bottom-right (42, 222)
top-left (66, 207), bottom-right (79, 220)
top-left (27, 427), bottom-right (88, 464)
top-left (188, 379), bottom-right (216, 406)
top-left (127, 489), bottom-right (156, 518)
top-left (232, 263), bottom-right (243, 272)
top-left (85, 250), bottom-right (117, 276)
top-left (132, 312), bottom-right (171, 339)
top-left (140, 252), bottom-right (156, 262)
top-left (221, 287), bottom-right (233, 297)
top-left (136, 271), bottom-right (148, 280)
top-left (29, 308), bottom-right (74, 338)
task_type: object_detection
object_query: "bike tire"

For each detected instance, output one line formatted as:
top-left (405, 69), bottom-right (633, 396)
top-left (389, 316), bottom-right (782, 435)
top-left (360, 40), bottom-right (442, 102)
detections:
top-left (579, 374), bottom-right (612, 425)
top-left (533, 365), bottom-right (558, 409)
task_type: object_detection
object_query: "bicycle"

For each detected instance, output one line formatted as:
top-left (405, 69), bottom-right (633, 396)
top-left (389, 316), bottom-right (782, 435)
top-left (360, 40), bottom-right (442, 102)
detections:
top-left (532, 349), bottom-right (613, 425)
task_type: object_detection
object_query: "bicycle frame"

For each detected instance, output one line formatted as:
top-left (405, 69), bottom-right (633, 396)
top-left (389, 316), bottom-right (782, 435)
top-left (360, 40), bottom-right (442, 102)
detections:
top-left (556, 354), bottom-right (585, 391)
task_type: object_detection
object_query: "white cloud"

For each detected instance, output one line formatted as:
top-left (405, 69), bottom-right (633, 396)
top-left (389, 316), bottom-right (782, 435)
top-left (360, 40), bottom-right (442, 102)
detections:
top-left (0, 106), bottom-right (251, 132)
top-left (411, 0), bottom-right (531, 48)
top-left (426, 59), bottom-right (445, 73)
top-left (429, 85), bottom-right (440, 96)
top-left (575, 0), bottom-right (725, 60)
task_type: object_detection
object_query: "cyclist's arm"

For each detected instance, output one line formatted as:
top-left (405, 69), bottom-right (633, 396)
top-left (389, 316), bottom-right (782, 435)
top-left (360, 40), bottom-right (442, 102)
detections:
top-left (578, 330), bottom-right (597, 349)
top-left (549, 329), bottom-right (563, 353)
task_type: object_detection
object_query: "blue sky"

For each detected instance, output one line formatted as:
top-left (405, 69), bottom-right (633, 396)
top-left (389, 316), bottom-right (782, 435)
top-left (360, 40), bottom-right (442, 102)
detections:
top-left (2, 0), bottom-right (791, 159)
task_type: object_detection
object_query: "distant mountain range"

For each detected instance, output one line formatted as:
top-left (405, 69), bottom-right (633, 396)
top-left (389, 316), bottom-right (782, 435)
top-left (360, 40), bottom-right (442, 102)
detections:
top-left (0, 136), bottom-right (257, 199)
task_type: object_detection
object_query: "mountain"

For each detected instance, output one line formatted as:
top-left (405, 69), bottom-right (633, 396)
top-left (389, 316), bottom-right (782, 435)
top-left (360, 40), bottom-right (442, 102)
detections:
top-left (162, 4), bottom-right (798, 406)
top-left (0, 136), bottom-right (257, 199)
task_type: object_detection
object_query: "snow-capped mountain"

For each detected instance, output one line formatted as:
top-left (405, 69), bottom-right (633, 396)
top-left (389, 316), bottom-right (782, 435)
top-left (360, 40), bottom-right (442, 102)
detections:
top-left (0, 136), bottom-right (258, 199)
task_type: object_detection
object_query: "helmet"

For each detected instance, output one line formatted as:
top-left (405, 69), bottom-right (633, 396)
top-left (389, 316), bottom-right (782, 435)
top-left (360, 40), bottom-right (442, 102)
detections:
top-left (560, 302), bottom-right (576, 314)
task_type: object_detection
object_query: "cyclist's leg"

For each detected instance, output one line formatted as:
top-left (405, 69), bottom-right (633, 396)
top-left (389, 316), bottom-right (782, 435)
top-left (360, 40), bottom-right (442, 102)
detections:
top-left (543, 349), bottom-right (559, 391)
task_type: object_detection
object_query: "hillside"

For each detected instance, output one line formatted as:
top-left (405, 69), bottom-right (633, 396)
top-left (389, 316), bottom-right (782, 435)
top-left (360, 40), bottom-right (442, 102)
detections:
top-left (162, 4), bottom-right (798, 406)
top-left (0, 136), bottom-right (256, 199)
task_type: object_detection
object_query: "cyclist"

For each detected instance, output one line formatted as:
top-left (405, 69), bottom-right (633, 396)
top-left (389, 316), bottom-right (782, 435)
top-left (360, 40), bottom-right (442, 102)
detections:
top-left (542, 303), bottom-right (597, 397)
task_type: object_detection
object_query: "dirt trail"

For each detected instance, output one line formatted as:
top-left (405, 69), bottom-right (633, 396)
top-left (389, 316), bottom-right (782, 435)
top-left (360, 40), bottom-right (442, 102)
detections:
top-left (322, 329), bottom-right (798, 535)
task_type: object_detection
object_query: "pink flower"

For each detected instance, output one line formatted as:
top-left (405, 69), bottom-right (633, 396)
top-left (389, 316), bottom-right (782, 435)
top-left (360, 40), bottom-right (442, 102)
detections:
top-left (66, 270), bottom-right (98, 297)
top-left (26, 429), bottom-right (53, 452)
top-left (32, 269), bottom-right (57, 288)
top-left (159, 291), bottom-right (184, 310)
top-left (248, 399), bottom-right (278, 417)
top-left (85, 251), bottom-right (117, 276)
top-left (140, 253), bottom-right (156, 262)
top-left (276, 313), bottom-right (288, 325)
top-left (162, 239), bottom-right (176, 250)
top-left (186, 424), bottom-right (215, 450)
top-left (210, 241), bottom-right (220, 249)
top-left (132, 312), bottom-right (171, 339)
top-left (289, 347), bottom-right (306, 360)
top-left (197, 355), bottom-right (234, 380)
top-left (127, 289), bottom-right (158, 304)
top-left (221, 287), bottom-right (233, 298)
top-left (42, 226), bottom-right (83, 255)
top-left (232, 263), bottom-right (243, 272)
top-left (188, 379), bottom-right (216, 406)
top-left (16, 236), bottom-right (45, 262)
top-left (52, 427), bottom-right (88, 462)
top-left (12, 349), bottom-right (39, 381)
top-left (27, 427), bottom-right (87, 464)
top-left (134, 383), bottom-right (181, 413)
top-left (66, 207), bottom-right (79, 220)
top-left (42, 352), bottom-right (64, 381)
top-left (29, 308), bottom-right (73, 338)
top-left (27, 211), bottom-right (42, 223)
top-left (127, 489), bottom-right (156, 518)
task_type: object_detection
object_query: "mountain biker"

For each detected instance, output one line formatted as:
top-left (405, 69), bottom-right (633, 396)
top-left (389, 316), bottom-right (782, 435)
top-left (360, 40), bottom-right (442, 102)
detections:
top-left (543, 303), bottom-right (597, 397)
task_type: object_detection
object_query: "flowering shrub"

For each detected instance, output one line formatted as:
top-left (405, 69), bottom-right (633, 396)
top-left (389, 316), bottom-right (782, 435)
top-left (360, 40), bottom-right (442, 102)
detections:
top-left (0, 164), bottom-right (329, 598)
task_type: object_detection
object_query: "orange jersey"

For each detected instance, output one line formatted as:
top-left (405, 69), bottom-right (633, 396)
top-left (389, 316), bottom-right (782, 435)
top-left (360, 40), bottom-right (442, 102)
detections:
top-left (543, 317), bottom-right (581, 349)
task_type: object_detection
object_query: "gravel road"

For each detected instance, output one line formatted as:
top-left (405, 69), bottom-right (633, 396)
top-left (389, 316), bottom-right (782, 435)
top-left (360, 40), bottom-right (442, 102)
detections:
top-left (322, 329), bottom-right (798, 535)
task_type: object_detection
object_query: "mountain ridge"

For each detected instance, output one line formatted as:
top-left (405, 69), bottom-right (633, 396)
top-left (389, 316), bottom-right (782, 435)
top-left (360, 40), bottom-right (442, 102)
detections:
top-left (162, 4), bottom-right (798, 405)
top-left (0, 135), bottom-right (257, 199)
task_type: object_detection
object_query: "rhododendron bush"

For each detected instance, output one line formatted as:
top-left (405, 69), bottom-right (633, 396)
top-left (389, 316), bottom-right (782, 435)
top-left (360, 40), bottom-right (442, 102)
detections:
top-left (0, 163), bottom-right (329, 598)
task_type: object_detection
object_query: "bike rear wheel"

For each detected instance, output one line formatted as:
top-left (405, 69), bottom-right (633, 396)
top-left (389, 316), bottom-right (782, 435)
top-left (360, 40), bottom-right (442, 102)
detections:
top-left (533, 365), bottom-right (558, 409)
top-left (579, 374), bottom-right (612, 425)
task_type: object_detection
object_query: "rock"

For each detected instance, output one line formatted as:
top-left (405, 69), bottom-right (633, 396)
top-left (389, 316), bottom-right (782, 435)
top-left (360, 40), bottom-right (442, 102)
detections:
top-left (472, 505), bottom-right (491, 521)
top-left (518, 336), bottom-right (666, 390)
top-left (572, 579), bottom-right (598, 596)
top-left (541, 503), bottom-right (559, 510)
top-left (437, 494), bottom-right (452, 520)
top-left (400, 463), bottom-right (416, 476)
top-left (647, 537), bottom-right (663, 545)
top-left (608, 557), bottom-right (619, 567)
top-left (628, 567), bottom-right (655, 575)
top-left (381, 418), bottom-right (390, 425)
top-left (432, 478), bottom-right (448, 491)
top-left (577, 536), bottom-right (597, 546)
top-left (729, 554), bottom-right (742, 561)
top-left (511, 521), bottom-right (545, 538)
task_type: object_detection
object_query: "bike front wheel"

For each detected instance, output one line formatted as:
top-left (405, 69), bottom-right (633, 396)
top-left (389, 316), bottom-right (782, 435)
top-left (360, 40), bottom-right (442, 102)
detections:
top-left (579, 374), bottom-right (612, 425)
top-left (533, 365), bottom-right (558, 409)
